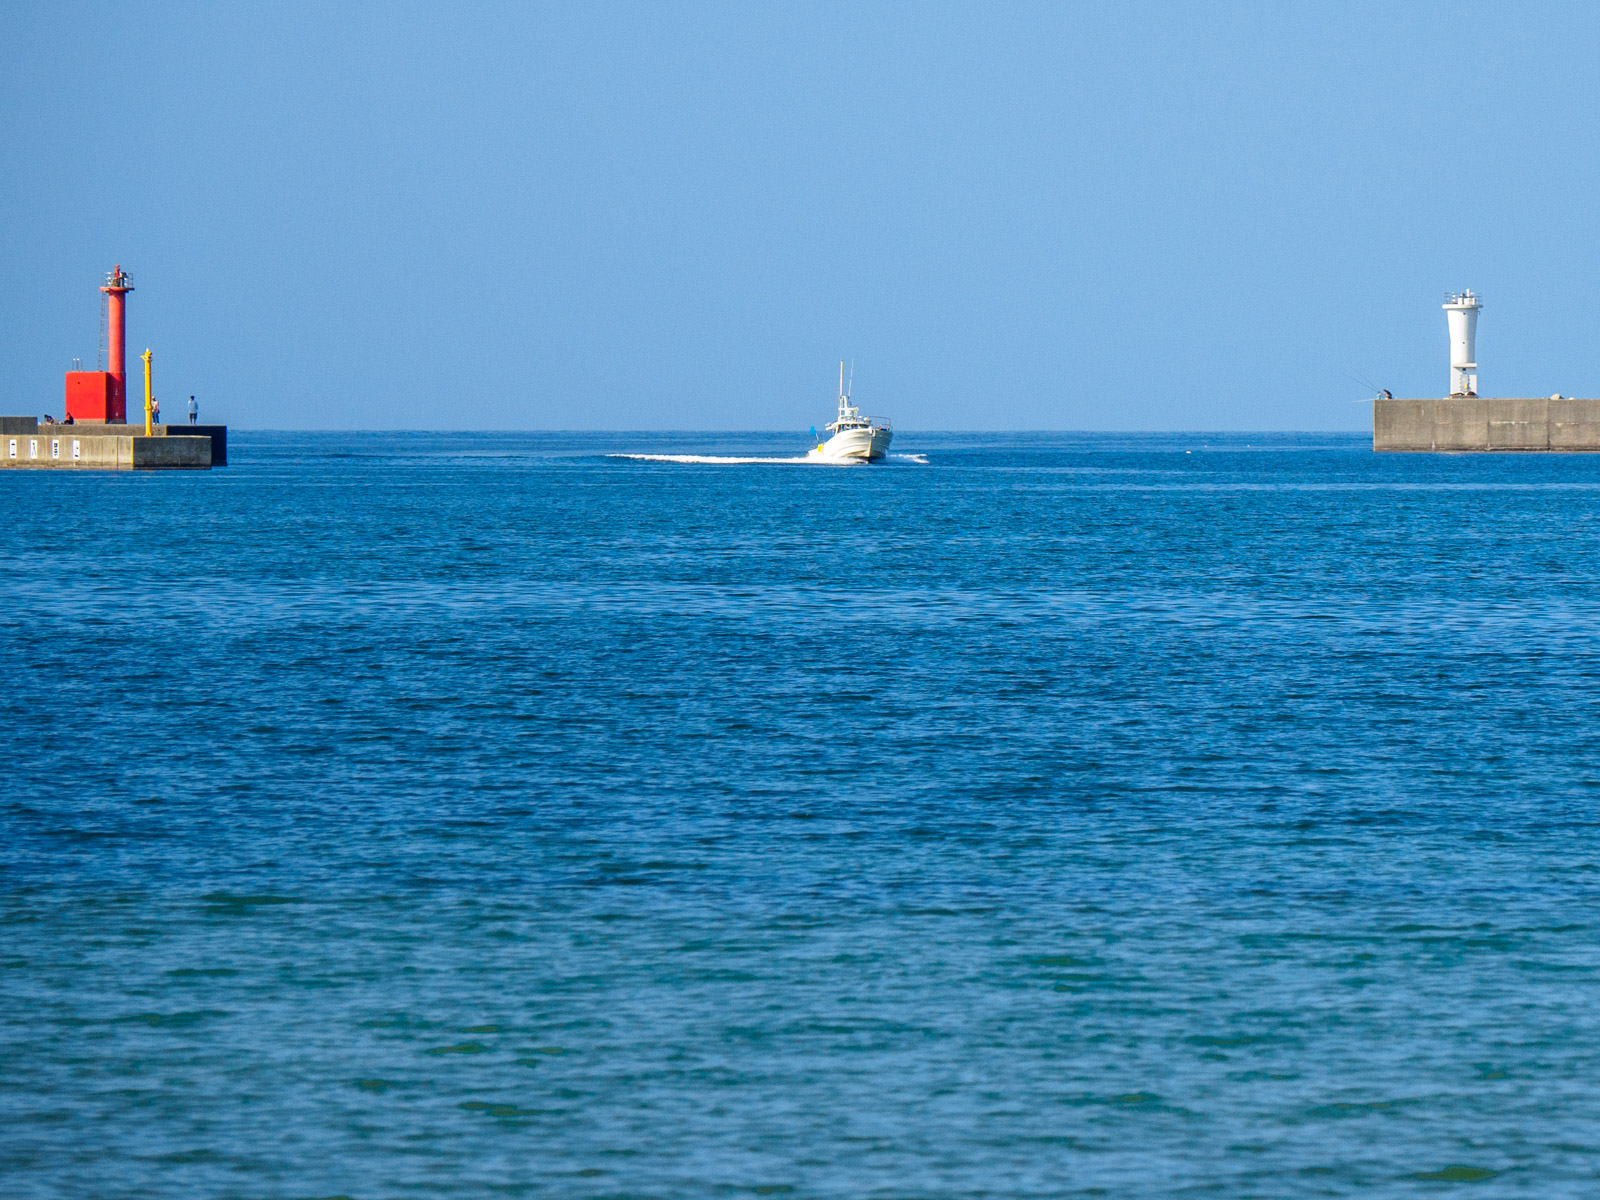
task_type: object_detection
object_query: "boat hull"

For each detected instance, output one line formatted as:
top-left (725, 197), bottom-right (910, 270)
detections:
top-left (817, 426), bottom-right (892, 461)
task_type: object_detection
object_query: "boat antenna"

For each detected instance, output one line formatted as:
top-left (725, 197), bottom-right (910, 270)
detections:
top-left (847, 360), bottom-right (853, 401)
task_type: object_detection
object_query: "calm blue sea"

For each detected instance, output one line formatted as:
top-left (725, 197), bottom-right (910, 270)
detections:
top-left (4, 431), bottom-right (1600, 1198)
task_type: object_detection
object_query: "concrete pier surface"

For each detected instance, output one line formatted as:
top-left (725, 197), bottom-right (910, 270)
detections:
top-left (0, 417), bottom-right (225, 470)
top-left (1374, 396), bottom-right (1600, 452)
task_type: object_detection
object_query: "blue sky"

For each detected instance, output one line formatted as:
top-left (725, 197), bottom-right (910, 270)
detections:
top-left (4, 2), bottom-right (1600, 431)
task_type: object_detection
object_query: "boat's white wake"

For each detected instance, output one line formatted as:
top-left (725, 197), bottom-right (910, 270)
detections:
top-left (609, 453), bottom-right (826, 465)
top-left (609, 452), bottom-right (926, 466)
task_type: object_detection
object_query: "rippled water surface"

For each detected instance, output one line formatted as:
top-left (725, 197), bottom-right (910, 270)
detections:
top-left (5, 431), bottom-right (1600, 1198)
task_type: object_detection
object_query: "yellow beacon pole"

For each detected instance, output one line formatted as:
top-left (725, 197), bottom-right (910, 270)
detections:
top-left (141, 348), bottom-right (153, 436)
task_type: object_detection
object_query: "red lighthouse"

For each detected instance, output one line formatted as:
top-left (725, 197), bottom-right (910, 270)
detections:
top-left (64, 265), bottom-right (134, 422)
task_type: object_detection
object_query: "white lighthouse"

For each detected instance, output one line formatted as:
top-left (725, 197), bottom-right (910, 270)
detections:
top-left (1443, 290), bottom-right (1482, 396)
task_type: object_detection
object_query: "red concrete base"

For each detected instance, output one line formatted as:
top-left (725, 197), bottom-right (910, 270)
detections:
top-left (64, 371), bottom-right (125, 422)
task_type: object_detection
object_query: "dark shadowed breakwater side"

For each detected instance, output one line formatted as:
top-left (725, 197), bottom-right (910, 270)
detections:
top-left (4, 431), bottom-right (1600, 1198)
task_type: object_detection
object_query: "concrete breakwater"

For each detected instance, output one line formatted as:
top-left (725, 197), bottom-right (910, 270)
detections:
top-left (0, 417), bottom-right (225, 470)
top-left (1374, 397), bottom-right (1600, 452)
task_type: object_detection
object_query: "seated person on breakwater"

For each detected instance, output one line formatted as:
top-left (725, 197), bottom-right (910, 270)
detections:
top-left (41, 414), bottom-right (57, 425)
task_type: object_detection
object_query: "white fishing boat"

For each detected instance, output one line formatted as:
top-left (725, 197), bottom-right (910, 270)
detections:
top-left (811, 363), bottom-right (891, 461)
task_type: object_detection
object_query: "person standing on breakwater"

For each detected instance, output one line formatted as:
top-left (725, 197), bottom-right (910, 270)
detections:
top-left (152, 397), bottom-right (160, 424)
top-left (188, 396), bottom-right (198, 425)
